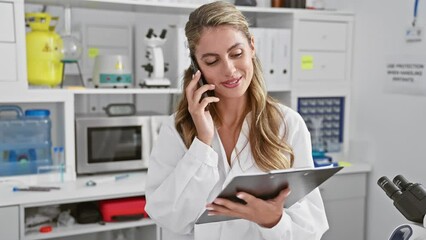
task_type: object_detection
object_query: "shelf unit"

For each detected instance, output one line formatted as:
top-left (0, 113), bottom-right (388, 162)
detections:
top-left (0, 0), bottom-right (357, 239)
top-left (25, 218), bottom-right (155, 240)
top-left (13, 172), bottom-right (156, 240)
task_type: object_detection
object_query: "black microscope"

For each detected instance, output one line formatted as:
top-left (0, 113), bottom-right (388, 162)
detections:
top-left (378, 175), bottom-right (426, 240)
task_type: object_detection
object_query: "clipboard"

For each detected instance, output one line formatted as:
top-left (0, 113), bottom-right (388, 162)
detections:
top-left (195, 166), bottom-right (343, 224)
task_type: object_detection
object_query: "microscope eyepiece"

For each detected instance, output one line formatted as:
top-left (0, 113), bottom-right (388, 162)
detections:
top-left (146, 28), bottom-right (154, 38)
top-left (378, 176), bottom-right (402, 200)
top-left (393, 175), bottom-right (412, 191)
top-left (378, 174), bottom-right (426, 224)
top-left (160, 29), bottom-right (167, 39)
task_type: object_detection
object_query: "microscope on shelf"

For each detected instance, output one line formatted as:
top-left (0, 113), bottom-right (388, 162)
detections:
top-left (140, 28), bottom-right (170, 88)
top-left (378, 175), bottom-right (426, 240)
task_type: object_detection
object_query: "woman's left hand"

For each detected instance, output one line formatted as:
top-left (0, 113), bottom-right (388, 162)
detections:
top-left (206, 188), bottom-right (291, 228)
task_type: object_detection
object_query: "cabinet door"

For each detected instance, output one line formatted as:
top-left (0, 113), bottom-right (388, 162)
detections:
top-left (320, 173), bottom-right (367, 240)
top-left (0, 206), bottom-right (19, 240)
top-left (0, 2), bottom-right (15, 42)
top-left (295, 52), bottom-right (346, 82)
top-left (0, 2), bottom-right (17, 82)
top-left (297, 21), bottom-right (347, 51)
top-left (322, 198), bottom-right (365, 240)
top-left (0, 43), bottom-right (18, 82)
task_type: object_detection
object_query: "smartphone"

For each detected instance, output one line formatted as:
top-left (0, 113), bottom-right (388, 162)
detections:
top-left (190, 56), bottom-right (214, 109)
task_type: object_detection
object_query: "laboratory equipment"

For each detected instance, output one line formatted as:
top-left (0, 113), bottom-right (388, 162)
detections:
top-left (61, 7), bottom-right (82, 61)
top-left (0, 106), bottom-right (52, 176)
top-left (75, 114), bottom-right (150, 175)
top-left (25, 12), bottom-right (63, 87)
top-left (140, 28), bottom-right (171, 87)
top-left (378, 175), bottom-right (426, 239)
top-left (92, 55), bottom-right (133, 88)
top-left (60, 6), bottom-right (84, 87)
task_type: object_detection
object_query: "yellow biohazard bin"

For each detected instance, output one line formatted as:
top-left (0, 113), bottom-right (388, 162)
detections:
top-left (25, 13), bottom-right (63, 87)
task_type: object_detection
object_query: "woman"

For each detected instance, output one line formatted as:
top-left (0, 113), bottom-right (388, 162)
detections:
top-left (145, 1), bottom-right (329, 239)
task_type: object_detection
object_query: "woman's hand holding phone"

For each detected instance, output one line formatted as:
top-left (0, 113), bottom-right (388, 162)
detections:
top-left (186, 70), bottom-right (220, 146)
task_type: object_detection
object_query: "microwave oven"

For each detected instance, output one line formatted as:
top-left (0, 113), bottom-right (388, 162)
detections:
top-left (75, 114), bottom-right (151, 175)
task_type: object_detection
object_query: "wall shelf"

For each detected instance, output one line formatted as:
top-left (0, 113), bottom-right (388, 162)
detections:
top-left (27, 88), bottom-right (182, 95)
top-left (25, 0), bottom-right (353, 16)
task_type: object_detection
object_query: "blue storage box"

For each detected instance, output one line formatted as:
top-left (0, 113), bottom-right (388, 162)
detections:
top-left (0, 105), bottom-right (52, 176)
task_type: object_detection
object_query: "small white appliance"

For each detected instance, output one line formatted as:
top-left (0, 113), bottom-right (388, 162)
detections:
top-left (92, 55), bottom-right (133, 88)
top-left (75, 114), bottom-right (150, 175)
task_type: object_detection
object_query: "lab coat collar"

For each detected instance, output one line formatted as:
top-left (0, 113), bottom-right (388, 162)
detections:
top-left (233, 112), bottom-right (255, 173)
top-left (232, 117), bottom-right (252, 172)
top-left (216, 112), bottom-right (256, 187)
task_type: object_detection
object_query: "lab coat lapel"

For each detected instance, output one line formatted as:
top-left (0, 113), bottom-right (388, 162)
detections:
top-left (234, 118), bottom-right (253, 172)
top-left (222, 117), bottom-right (255, 187)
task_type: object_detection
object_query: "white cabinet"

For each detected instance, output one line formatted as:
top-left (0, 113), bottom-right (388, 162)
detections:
top-left (292, 15), bottom-right (353, 87)
top-left (290, 14), bottom-right (354, 162)
top-left (0, 2), bottom-right (15, 42)
top-left (0, 0), bottom-right (27, 88)
top-left (0, 2), bottom-right (17, 83)
top-left (0, 205), bottom-right (20, 240)
top-left (320, 166), bottom-right (370, 240)
top-left (297, 21), bottom-right (347, 51)
top-left (0, 43), bottom-right (18, 82)
top-left (295, 51), bottom-right (346, 81)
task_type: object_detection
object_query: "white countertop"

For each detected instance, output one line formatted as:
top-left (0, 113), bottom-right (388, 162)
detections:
top-left (0, 163), bottom-right (371, 208)
top-left (0, 171), bottom-right (147, 207)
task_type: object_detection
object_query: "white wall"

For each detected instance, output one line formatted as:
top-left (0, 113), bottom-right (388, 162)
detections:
top-left (328, 0), bottom-right (426, 239)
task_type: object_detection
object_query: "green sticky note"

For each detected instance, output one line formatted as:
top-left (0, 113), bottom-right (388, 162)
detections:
top-left (88, 48), bottom-right (99, 58)
top-left (301, 55), bottom-right (314, 70)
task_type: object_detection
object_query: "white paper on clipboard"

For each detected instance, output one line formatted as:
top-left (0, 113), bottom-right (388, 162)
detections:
top-left (195, 166), bottom-right (343, 224)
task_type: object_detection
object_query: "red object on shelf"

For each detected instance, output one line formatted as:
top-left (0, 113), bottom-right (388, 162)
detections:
top-left (99, 196), bottom-right (148, 222)
top-left (39, 225), bottom-right (52, 233)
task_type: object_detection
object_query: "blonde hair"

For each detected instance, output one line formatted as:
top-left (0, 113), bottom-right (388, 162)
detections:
top-left (175, 1), bottom-right (294, 171)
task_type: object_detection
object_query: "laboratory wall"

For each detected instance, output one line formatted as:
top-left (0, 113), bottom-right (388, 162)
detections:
top-left (328, 0), bottom-right (426, 239)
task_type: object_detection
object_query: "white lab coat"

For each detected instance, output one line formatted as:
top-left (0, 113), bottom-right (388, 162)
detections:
top-left (145, 104), bottom-right (329, 240)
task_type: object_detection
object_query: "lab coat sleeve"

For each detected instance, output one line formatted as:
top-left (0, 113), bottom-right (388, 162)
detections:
top-left (145, 116), bottom-right (220, 235)
top-left (258, 106), bottom-right (329, 239)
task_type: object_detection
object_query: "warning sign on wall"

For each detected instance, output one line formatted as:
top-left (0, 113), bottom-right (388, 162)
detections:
top-left (385, 55), bottom-right (426, 95)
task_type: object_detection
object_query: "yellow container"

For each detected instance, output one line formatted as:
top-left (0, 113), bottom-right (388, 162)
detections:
top-left (26, 13), bottom-right (63, 87)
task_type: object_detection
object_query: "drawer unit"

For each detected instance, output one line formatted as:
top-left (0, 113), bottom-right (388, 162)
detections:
top-left (297, 21), bottom-right (347, 51)
top-left (320, 172), bottom-right (367, 201)
top-left (296, 52), bottom-right (346, 82)
top-left (0, 205), bottom-right (19, 240)
top-left (0, 2), bottom-right (15, 42)
top-left (322, 198), bottom-right (365, 240)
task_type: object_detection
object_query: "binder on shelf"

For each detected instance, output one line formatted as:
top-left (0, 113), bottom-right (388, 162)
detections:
top-left (251, 28), bottom-right (291, 91)
top-left (272, 29), bottom-right (292, 91)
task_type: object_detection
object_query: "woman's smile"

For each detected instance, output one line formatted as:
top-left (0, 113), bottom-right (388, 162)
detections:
top-left (221, 76), bottom-right (242, 88)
